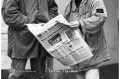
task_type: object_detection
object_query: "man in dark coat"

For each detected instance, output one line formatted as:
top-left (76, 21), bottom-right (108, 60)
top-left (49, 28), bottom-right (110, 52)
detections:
top-left (2, 0), bottom-right (58, 79)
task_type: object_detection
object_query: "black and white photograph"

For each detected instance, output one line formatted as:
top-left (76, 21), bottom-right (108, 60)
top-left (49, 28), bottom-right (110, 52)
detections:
top-left (1, 0), bottom-right (119, 79)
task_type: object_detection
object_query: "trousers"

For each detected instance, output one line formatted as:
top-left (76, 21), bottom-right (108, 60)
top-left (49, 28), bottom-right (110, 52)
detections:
top-left (8, 56), bottom-right (47, 79)
top-left (76, 69), bottom-right (99, 79)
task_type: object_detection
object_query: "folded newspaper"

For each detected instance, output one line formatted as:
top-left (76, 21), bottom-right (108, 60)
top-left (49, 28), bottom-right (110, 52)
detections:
top-left (26, 14), bottom-right (93, 66)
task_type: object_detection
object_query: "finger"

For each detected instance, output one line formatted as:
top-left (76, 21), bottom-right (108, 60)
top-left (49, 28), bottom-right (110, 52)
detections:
top-left (69, 22), bottom-right (75, 24)
top-left (70, 24), bottom-right (79, 26)
top-left (69, 23), bottom-right (75, 26)
top-left (71, 25), bottom-right (79, 28)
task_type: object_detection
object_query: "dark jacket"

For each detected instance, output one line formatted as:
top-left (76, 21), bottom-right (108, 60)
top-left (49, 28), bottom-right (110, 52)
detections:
top-left (64, 0), bottom-right (110, 69)
top-left (2, 0), bottom-right (58, 59)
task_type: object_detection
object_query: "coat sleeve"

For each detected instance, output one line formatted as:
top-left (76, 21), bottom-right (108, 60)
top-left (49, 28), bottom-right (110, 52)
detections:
top-left (48, 0), bottom-right (58, 19)
top-left (1, 0), bottom-right (29, 30)
top-left (79, 0), bottom-right (107, 34)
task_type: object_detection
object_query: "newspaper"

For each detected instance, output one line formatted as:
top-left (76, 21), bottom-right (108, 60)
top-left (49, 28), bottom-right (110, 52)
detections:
top-left (26, 14), bottom-right (93, 66)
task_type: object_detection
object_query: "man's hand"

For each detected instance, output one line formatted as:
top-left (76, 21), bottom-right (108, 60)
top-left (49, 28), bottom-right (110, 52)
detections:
top-left (35, 11), bottom-right (49, 23)
top-left (69, 21), bottom-right (80, 28)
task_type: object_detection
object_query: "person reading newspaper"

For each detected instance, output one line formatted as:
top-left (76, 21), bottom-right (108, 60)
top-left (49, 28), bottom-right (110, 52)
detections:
top-left (63, 0), bottom-right (110, 79)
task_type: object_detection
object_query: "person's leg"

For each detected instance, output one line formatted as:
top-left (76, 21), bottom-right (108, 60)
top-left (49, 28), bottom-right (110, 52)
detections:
top-left (8, 58), bottom-right (27, 79)
top-left (85, 69), bottom-right (99, 79)
top-left (76, 71), bottom-right (86, 79)
top-left (30, 55), bottom-right (47, 79)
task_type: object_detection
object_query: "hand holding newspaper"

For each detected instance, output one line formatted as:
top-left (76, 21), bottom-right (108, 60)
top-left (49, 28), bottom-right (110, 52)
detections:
top-left (26, 14), bottom-right (93, 66)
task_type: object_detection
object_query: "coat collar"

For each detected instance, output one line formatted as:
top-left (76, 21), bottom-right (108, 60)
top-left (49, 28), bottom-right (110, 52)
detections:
top-left (81, 0), bottom-right (88, 6)
top-left (72, 0), bottom-right (88, 11)
top-left (64, 0), bottom-right (88, 16)
top-left (80, 0), bottom-right (88, 8)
